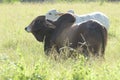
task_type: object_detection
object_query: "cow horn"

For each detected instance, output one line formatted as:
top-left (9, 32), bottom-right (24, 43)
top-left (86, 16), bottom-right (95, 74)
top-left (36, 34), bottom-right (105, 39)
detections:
top-left (46, 20), bottom-right (56, 29)
top-left (67, 10), bottom-right (74, 14)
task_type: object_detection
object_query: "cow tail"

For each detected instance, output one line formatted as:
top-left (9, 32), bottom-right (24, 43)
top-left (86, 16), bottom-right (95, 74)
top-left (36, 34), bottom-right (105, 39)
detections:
top-left (97, 24), bottom-right (107, 57)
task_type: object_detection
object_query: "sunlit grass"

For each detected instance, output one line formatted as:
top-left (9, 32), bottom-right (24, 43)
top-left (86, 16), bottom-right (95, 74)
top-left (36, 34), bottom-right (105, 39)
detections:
top-left (0, 2), bottom-right (120, 80)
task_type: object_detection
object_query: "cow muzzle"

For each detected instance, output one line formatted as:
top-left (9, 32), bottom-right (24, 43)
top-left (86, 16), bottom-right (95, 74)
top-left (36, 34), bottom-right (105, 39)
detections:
top-left (25, 26), bottom-right (31, 33)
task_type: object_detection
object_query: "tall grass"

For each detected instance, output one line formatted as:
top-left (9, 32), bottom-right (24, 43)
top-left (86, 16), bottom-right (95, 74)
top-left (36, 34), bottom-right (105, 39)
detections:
top-left (0, 2), bottom-right (120, 80)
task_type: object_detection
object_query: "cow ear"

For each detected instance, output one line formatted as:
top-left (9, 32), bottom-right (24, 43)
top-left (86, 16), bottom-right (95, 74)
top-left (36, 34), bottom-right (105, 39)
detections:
top-left (46, 20), bottom-right (56, 29)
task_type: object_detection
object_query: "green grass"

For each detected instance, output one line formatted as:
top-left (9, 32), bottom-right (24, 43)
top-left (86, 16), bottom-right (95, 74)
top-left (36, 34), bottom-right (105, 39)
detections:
top-left (0, 2), bottom-right (120, 80)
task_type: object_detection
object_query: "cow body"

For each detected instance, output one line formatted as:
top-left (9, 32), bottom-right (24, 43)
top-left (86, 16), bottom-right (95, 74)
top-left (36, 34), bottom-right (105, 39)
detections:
top-left (49, 13), bottom-right (107, 57)
top-left (45, 9), bottom-right (109, 30)
top-left (74, 12), bottom-right (109, 30)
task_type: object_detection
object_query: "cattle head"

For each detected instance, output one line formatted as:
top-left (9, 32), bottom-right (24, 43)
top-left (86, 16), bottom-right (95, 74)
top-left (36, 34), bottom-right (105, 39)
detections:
top-left (25, 15), bottom-right (55, 42)
top-left (45, 9), bottom-right (64, 21)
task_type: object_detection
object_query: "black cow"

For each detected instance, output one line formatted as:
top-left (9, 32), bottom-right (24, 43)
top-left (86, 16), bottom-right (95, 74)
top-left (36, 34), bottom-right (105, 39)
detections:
top-left (25, 13), bottom-right (107, 57)
top-left (47, 13), bottom-right (107, 57)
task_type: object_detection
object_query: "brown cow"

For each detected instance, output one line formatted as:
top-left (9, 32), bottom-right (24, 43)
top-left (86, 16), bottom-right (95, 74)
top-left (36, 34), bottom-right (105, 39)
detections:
top-left (25, 13), bottom-right (107, 57)
top-left (47, 13), bottom-right (107, 57)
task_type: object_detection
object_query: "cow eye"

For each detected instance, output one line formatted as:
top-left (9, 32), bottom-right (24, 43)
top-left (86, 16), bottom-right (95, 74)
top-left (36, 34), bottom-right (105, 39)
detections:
top-left (49, 13), bottom-right (52, 15)
top-left (34, 20), bottom-right (41, 25)
top-left (36, 20), bottom-right (41, 23)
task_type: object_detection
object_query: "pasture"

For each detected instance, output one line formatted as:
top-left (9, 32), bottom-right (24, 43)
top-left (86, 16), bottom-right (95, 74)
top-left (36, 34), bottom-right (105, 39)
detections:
top-left (0, 2), bottom-right (120, 80)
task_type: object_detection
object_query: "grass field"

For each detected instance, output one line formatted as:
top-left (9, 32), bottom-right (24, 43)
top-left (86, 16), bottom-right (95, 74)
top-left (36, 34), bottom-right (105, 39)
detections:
top-left (0, 2), bottom-right (120, 80)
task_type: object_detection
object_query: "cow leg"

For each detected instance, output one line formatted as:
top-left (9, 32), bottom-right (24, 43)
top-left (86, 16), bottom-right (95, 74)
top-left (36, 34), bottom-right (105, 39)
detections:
top-left (44, 41), bottom-right (52, 55)
top-left (88, 45), bottom-right (99, 57)
top-left (92, 45), bottom-right (100, 57)
top-left (82, 46), bottom-right (90, 58)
